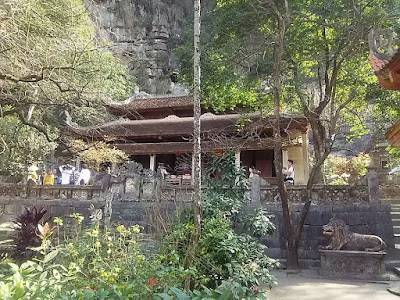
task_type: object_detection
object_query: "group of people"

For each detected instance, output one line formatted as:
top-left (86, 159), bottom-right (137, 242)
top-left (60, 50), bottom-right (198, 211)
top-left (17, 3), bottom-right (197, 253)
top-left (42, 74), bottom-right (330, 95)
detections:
top-left (27, 164), bottom-right (92, 186)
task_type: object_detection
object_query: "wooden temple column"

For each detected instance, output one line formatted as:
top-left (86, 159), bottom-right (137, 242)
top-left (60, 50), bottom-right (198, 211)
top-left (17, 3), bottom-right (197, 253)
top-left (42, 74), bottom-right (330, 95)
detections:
top-left (150, 155), bottom-right (156, 171)
top-left (235, 151), bottom-right (241, 168)
top-left (302, 132), bottom-right (309, 182)
top-left (282, 149), bottom-right (288, 167)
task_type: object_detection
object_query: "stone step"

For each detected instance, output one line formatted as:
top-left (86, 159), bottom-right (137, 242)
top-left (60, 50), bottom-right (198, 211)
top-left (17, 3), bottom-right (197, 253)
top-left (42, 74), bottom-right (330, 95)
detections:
top-left (383, 200), bottom-right (400, 205)
top-left (386, 260), bottom-right (400, 272)
top-left (391, 206), bottom-right (400, 211)
top-left (386, 271), bottom-right (400, 281)
top-left (395, 267), bottom-right (400, 277)
top-left (391, 212), bottom-right (400, 218)
top-left (277, 258), bottom-right (320, 270)
top-left (393, 226), bottom-right (400, 234)
top-left (0, 223), bottom-right (15, 241)
top-left (395, 236), bottom-right (400, 244)
top-left (392, 219), bottom-right (400, 226)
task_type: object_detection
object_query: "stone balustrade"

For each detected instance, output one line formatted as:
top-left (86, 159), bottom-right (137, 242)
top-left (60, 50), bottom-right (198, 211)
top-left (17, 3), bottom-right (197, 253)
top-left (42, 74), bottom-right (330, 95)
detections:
top-left (260, 185), bottom-right (369, 204)
top-left (379, 182), bottom-right (400, 200)
top-left (0, 184), bottom-right (103, 201)
top-left (0, 182), bottom-right (370, 204)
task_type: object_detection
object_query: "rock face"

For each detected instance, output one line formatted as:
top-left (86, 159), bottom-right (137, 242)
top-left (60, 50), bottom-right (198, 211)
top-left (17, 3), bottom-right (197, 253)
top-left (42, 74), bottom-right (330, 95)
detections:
top-left (85, 0), bottom-right (192, 94)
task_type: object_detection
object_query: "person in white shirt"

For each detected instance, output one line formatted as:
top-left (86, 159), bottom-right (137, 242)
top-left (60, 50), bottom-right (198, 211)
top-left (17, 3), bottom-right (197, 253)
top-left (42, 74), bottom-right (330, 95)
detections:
top-left (59, 165), bottom-right (74, 185)
top-left (76, 164), bottom-right (91, 185)
top-left (283, 159), bottom-right (295, 184)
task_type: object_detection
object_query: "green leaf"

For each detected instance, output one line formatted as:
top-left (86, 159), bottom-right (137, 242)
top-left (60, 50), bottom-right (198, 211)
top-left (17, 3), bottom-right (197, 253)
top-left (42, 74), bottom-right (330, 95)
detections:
top-left (156, 293), bottom-right (172, 300)
top-left (8, 263), bottom-right (19, 274)
top-left (53, 269), bottom-right (61, 281)
top-left (43, 249), bottom-right (59, 264)
top-left (12, 281), bottom-right (26, 299)
top-left (39, 270), bottom-right (48, 281)
top-left (170, 288), bottom-right (190, 300)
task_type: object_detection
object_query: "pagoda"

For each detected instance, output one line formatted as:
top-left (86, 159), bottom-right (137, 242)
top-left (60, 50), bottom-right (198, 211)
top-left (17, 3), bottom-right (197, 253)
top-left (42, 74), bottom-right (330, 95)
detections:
top-left (69, 95), bottom-right (310, 185)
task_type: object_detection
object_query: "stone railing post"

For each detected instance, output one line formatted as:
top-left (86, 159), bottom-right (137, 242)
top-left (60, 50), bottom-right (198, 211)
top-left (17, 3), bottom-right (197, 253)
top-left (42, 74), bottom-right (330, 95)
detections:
top-left (367, 166), bottom-right (380, 204)
top-left (141, 169), bottom-right (156, 201)
top-left (103, 192), bottom-right (112, 229)
top-left (250, 174), bottom-right (261, 204)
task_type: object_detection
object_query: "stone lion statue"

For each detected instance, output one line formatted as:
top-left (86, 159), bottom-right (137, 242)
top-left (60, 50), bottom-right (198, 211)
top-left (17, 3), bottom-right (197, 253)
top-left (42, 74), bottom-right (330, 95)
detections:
top-left (319, 218), bottom-right (387, 252)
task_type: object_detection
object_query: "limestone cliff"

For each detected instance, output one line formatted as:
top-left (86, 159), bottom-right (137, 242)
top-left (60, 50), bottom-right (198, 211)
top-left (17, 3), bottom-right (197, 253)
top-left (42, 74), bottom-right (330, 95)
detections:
top-left (85, 0), bottom-right (191, 95)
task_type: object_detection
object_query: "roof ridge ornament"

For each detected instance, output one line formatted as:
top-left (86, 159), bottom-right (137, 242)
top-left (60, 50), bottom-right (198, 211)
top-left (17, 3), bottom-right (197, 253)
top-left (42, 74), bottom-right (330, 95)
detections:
top-left (164, 115), bottom-right (180, 120)
top-left (369, 27), bottom-right (399, 61)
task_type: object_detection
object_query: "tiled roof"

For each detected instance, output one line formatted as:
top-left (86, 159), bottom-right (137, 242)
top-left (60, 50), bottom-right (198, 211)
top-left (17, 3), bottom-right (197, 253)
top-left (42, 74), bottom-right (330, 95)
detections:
top-left (106, 95), bottom-right (193, 111)
top-left (68, 113), bottom-right (309, 139)
top-left (368, 54), bottom-right (389, 72)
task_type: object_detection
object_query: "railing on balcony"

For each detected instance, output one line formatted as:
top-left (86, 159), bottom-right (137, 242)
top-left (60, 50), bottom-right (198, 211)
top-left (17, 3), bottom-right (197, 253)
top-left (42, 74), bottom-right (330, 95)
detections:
top-left (0, 184), bottom-right (103, 200)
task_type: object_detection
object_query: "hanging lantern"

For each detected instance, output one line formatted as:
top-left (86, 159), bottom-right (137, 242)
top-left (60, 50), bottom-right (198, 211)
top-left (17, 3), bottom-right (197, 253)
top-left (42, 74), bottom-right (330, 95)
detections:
top-left (214, 150), bottom-right (223, 157)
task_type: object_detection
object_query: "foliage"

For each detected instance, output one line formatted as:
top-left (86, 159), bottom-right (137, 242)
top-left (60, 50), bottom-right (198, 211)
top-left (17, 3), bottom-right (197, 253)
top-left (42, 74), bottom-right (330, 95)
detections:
top-left (0, 116), bottom-right (57, 182)
top-left (324, 153), bottom-right (371, 185)
top-left (160, 152), bottom-right (277, 298)
top-left (0, 0), bottom-right (133, 180)
top-left (1, 215), bottom-right (200, 299)
top-left (67, 139), bottom-right (128, 171)
top-left (387, 146), bottom-right (400, 164)
top-left (177, 0), bottom-right (398, 115)
top-left (1, 154), bottom-right (276, 298)
top-left (202, 151), bottom-right (249, 217)
top-left (13, 206), bottom-right (48, 262)
top-left (158, 280), bottom-right (264, 300)
top-left (0, 251), bottom-right (80, 300)
top-left (175, 0), bottom-right (399, 269)
top-left (176, 0), bottom-right (398, 176)
top-left (0, 0), bottom-right (132, 115)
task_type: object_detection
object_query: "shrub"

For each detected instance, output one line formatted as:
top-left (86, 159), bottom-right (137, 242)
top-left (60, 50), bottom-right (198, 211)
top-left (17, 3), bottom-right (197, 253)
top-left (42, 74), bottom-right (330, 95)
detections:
top-left (159, 151), bottom-right (277, 298)
top-left (324, 153), bottom-right (371, 185)
top-left (13, 206), bottom-right (48, 261)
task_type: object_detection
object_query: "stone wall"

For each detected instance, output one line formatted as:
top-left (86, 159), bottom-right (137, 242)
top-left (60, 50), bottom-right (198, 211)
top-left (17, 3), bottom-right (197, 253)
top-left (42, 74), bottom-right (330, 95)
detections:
top-left (260, 185), bottom-right (369, 204)
top-left (261, 203), bottom-right (394, 268)
top-left (85, 0), bottom-right (191, 94)
top-left (0, 185), bottom-right (105, 223)
top-left (0, 176), bottom-right (394, 269)
top-left (380, 182), bottom-right (400, 200)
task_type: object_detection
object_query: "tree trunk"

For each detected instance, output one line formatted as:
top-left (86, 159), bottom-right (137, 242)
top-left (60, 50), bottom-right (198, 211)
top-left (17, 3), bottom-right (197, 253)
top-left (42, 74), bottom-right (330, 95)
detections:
top-left (268, 0), bottom-right (300, 271)
top-left (286, 239), bottom-right (301, 270)
top-left (308, 115), bottom-right (326, 184)
top-left (193, 0), bottom-right (201, 241)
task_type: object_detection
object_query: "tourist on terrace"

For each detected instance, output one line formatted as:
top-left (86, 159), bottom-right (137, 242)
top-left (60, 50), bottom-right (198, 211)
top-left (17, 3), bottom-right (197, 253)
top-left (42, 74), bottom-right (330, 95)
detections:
top-left (283, 159), bottom-right (295, 185)
top-left (76, 164), bottom-right (91, 185)
top-left (59, 165), bottom-right (74, 185)
top-left (27, 165), bottom-right (39, 184)
top-left (43, 169), bottom-right (55, 185)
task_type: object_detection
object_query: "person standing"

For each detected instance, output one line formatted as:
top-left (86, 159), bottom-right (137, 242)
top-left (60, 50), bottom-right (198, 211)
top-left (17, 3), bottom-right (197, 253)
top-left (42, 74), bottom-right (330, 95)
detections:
top-left (59, 165), bottom-right (74, 185)
top-left (283, 159), bottom-right (295, 184)
top-left (43, 169), bottom-right (55, 185)
top-left (39, 169), bottom-right (46, 185)
top-left (76, 164), bottom-right (91, 185)
top-left (27, 165), bottom-right (39, 184)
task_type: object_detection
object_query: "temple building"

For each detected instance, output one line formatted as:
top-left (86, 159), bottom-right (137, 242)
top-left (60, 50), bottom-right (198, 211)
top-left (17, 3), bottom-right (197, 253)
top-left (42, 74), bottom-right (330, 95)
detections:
top-left (69, 95), bottom-right (310, 185)
top-left (368, 28), bottom-right (400, 147)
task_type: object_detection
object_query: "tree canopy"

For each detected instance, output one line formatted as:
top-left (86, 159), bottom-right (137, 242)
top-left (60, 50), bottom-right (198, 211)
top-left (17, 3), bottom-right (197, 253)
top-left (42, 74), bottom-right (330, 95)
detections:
top-left (0, 0), bottom-right (133, 179)
top-left (175, 0), bottom-right (400, 270)
top-left (177, 0), bottom-right (399, 128)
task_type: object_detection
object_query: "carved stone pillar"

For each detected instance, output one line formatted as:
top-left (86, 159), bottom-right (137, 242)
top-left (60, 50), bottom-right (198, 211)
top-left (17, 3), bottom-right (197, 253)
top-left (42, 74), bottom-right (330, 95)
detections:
top-left (367, 166), bottom-right (380, 204)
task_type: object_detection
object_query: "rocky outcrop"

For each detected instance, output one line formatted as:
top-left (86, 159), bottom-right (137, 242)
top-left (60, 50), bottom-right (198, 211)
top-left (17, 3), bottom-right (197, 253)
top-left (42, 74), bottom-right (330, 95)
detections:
top-left (85, 0), bottom-right (191, 94)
